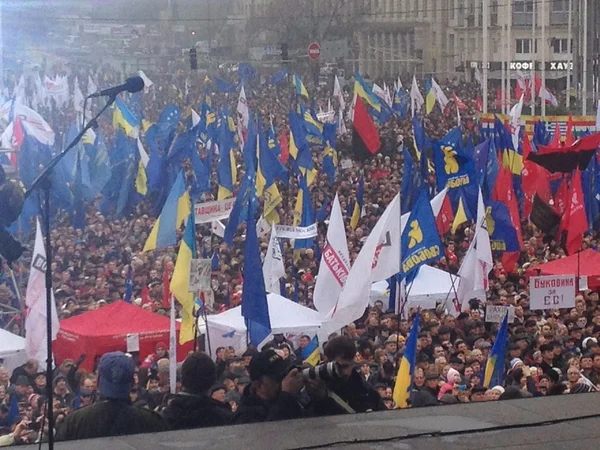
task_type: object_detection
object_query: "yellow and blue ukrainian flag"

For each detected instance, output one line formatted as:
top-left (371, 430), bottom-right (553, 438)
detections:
top-left (392, 312), bottom-right (420, 408)
top-left (171, 214), bottom-right (197, 344)
top-left (350, 177), bottom-right (364, 230)
top-left (113, 97), bottom-right (140, 138)
top-left (143, 171), bottom-right (191, 252)
top-left (484, 313), bottom-right (509, 387)
top-left (425, 77), bottom-right (436, 114)
top-left (300, 336), bottom-right (320, 367)
top-left (293, 73), bottom-right (309, 98)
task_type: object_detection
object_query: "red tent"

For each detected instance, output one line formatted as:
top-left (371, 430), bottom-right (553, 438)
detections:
top-left (529, 249), bottom-right (600, 290)
top-left (54, 301), bottom-right (194, 371)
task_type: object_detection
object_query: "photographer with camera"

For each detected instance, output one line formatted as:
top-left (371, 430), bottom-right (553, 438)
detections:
top-left (233, 349), bottom-right (305, 424)
top-left (304, 336), bottom-right (386, 414)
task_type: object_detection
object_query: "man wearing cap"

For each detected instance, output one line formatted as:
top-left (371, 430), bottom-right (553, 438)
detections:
top-left (410, 373), bottom-right (440, 408)
top-left (233, 349), bottom-right (305, 424)
top-left (162, 352), bottom-right (232, 430)
top-left (56, 352), bottom-right (168, 441)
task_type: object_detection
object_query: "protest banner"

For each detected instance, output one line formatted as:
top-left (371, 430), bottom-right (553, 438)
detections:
top-left (194, 198), bottom-right (236, 223)
top-left (189, 259), bottom-right (212, 292)
top-left (273, 223), bottom-right (318, 239)
top-left (530, 275), bottom-right (576, 310)
top-left (485, 305), bottom-right (515, 324)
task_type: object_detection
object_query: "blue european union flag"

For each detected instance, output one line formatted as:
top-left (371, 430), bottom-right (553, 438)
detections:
top-left (269, 68), bottom-right (288, 85)
top-left (214, 77), bottom-right (239, 93)
top-left (238, 63), bottom-right (257, 82)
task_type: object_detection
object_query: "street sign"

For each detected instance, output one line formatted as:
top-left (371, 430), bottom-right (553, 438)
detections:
top-left (308, 42), bottom-right (321, 60)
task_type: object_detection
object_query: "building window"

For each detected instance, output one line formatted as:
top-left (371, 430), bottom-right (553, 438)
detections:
top-left (490, 0), bottom-right (498, 26)
top-left (552, 0), bottom-right (568, 12)
top-left (514, 0), bottom-right (534, 13)
top-left (516, 38), bottom-right (538, 54)
top-left (552, 38), bottom-right (571, 53)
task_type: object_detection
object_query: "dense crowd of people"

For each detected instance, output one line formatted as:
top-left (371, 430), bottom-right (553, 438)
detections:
top-left (0, 55), bottom-right (599, 445)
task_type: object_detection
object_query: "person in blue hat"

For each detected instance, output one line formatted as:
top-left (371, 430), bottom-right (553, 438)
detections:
top-left (55, 352), bottom-right (168, 441)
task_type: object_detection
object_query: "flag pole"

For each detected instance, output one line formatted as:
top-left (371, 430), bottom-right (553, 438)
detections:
top-left (201, 291), bottom-right (213, 358)
top-left (541, 0), bottom-right (547, 117)
top-left (531, 0), bottom-right (537, 116)
top-left (482, 0), bottom-right (489, 114)
top-left (169, 294), bottom-right (177, 394)
top-left (566, 0), bottom-right (573, 109)
top-left (582, 0), bottom-right (588, 115)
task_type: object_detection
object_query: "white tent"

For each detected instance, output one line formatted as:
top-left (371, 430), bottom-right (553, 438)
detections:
top-left (206, 293), bottom-right (322, 354)
top-left (0, 328), bottom-right (27, 373)
top-left (370, 265), bottom-right (459, 311)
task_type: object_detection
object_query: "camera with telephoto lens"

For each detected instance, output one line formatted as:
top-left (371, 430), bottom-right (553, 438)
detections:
top-left (301, 362), bottom-right (343, 382)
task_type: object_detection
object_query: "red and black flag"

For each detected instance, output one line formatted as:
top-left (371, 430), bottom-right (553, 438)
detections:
top-left (528, 133), bottom-right (600, 173)
top-left (352, 96), bottom-right (381, 160)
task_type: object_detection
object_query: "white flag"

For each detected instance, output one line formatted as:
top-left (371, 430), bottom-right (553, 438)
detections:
top-left (44, 75), bottom-right (69, 108)
top-left (410, 75), bottom-right (424, 116)
top-left (323, 193), bottom-right (401, 333)
top-left (256, 215), bottom-right (271, 238)
top-left (474, 67), bottom-right (482, 86)
top-left (14, 75), bottom-right (26, 106)
top-left (397, 76), bottom-right (403, 90)
top-left (34, 74), bottom-right (47, 109)
top-left (456, 188), bottom-right (493, 312)
top-left (211, 220), bottom-right (225, 238)
top-left (73, 77), bottom-right (84, 114)
top-left (314, 194), bottom-right (350, 318)
top-left (191, 108), bottom-right (201, 128)
top-left (25, 219), bottom-right (60, 367)
top-left (263, 228), bottom-right (286, 294)
top-left (138, 70), bottom-right (154, 91)
top-left (540, 85), bottom-right (558, 107)
top-left (137, 138), bottom-right (149, 167)
top-left (0, 103), bottom-right (55, 146)
top-left (595, 100), bottom-right (600, 131)
top-left (509, 94), bottom-right (525, 151)
top-left (87, 75), bottom-right (98, 96)
top-left (237, 85), bottom-right (249, 145)
top-left (337, 110), bottom-right (347, 135)
top-left (431, 78), bottom-right (449, 110)
top-left (333, 75), bottom-right (345, 111)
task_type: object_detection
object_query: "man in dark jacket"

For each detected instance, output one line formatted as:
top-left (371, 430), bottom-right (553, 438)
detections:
top-left (410, 373), bottom-right (440, 407)
top-left (162, 352), bottom-right (232, 430)
top-left (233, 349), bottom-right (305, 424)
top-left (55, 352), bottom-right (167, 441)
top-left (321, 336), bottom-right (386, 413)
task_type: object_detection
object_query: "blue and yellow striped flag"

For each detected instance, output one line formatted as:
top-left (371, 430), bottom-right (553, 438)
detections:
top-left (113, 97), bottom-right (140, 138)
top-left (134, 160), bottom-right (147, 196)
top-left (425, 78), bottom-right (436, 114)
top-left (392, 312), bottom-right (420, 408)
top-left (171, 214), bottom-right (197, 344)
top-left (293, 74), bottom-right (309, 98)
top-left (484, 313), bottom-right (509, 388)
top-left (300, 336), bottom-right (320, 367)
top-left (350, 177), bottom-right (364, 230)
top-left (143, 171), bottom-right (191, 251)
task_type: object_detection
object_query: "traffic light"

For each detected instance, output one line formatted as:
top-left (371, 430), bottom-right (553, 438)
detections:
top-left (281, 43), bottom-right (288, 62)
top-left (189, 48), bottom-right (197, 71)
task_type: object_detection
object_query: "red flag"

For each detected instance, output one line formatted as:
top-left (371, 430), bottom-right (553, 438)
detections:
top-left (561, 170), bottom-right (588, 255)
top-left (522, 137), bottom-right (552, 218)
top-left (452, 93), bottom-right (467, 110)
top-left (549, 122), bottom-right (562, 148)
top-left (564, 114), bottom-right (575, 147)
top-left (436, 194), bottom-right (454, 236)
top-left (279, 127), bottom-right (289, 164)
top-left (352, 96), bottom-right (381, 159)
top-left (162, 263), bottom-right (171, 309)
top-left (475, 97), bottom-right (483, 112)
top-left (11, 114), bottom-right (24, 149)
top-left (141, 286), bottom-right (152, 306)
top-left (501, 252), bottom-right (520, 274)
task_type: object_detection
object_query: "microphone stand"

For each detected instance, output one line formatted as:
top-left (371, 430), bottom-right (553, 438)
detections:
top-left (24, 95), bottom-right (116, 450)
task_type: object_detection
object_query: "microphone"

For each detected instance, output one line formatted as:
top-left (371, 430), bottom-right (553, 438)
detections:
top-left (88, 76), bottom-right (145, 98)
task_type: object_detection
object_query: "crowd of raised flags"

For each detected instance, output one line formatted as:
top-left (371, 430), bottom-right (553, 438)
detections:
top-left (3, 62), bottom-right (600, 408)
